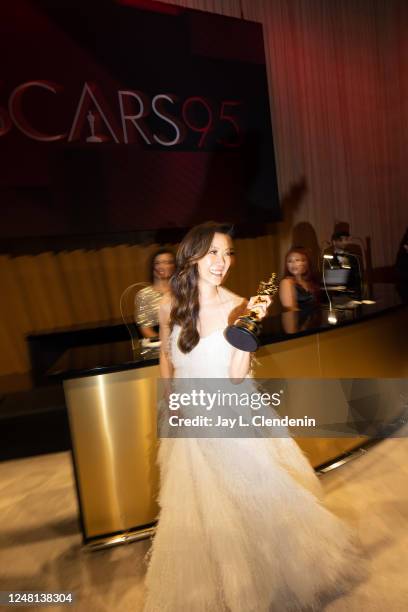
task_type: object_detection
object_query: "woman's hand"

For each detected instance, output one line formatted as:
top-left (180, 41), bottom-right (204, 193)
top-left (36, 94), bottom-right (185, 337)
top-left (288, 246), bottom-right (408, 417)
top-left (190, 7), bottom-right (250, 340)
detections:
top-left (246, 295), bottom-right (272, 320)
top-left (228, 294), bottom-right (272, 381)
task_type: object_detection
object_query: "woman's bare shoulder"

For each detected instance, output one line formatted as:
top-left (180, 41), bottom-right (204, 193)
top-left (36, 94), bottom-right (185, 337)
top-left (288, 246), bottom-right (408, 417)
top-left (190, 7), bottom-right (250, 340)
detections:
top-left (279, 277), bottom-right (295, 290)
top-left (219, 287), bottom-right (247, 324)
top-left (159, 294), bottom-right (172, 316)
top-left (219, 286), bottom-right (247, 307)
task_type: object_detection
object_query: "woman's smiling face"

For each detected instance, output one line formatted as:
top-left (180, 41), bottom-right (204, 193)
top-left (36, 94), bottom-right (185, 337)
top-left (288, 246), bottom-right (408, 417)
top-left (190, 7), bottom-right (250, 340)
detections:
top-left (196, 232), bottom-right (234, 286)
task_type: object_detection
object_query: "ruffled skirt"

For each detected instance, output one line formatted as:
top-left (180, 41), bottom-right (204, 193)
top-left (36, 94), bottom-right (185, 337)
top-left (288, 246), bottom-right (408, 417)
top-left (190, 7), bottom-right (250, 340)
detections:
top-left (143, 435), bottom-right (366, 611)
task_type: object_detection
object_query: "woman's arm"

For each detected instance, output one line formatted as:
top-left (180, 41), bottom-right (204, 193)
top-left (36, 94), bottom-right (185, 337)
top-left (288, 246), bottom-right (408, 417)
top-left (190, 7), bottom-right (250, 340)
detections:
top-left (279, 277), bottom-right (298, 310)
top-left (228, 296), bottom-right (271, 381)
top-left (229, 348), bottom-right (252, 382)
top-left (158, 296), bottom-right (173, 381)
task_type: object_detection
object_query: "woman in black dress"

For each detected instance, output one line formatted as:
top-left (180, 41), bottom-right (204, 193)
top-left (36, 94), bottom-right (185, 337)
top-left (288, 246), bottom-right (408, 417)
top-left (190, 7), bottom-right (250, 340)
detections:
top-left (279, 246), bottom-right (319, 311)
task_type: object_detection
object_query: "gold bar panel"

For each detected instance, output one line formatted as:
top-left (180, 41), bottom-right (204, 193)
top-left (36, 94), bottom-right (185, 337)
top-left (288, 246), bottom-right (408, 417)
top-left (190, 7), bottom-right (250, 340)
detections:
top-left (64, 307), bottom-right (407, 546)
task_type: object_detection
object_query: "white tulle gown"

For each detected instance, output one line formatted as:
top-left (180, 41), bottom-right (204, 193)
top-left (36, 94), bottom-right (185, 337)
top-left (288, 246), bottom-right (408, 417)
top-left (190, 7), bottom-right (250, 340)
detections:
top-left (143, 326), bottom-right (365, 612)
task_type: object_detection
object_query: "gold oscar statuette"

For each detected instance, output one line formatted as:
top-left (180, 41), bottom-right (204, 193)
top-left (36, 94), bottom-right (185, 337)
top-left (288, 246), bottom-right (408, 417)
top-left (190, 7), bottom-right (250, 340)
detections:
top-left (224, 273), bottom-right (279, 351)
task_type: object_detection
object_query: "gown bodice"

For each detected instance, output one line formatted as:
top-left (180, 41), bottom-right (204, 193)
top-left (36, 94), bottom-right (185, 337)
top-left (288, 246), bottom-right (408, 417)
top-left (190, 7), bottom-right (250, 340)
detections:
top-left (294, 283), bottom-right (316, 308)
top-left (170, 324), bottom-right (234, 378)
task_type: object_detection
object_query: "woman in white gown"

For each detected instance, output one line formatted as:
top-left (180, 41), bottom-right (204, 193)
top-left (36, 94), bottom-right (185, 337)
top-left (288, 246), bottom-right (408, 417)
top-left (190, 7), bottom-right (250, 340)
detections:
top-left (143, 222), bottom-right (365, 612)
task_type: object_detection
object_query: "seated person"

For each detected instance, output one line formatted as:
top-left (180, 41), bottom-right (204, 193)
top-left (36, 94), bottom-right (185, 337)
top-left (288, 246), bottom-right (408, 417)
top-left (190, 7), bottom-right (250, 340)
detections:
top-left (279, 247), bottom-right (319, 311)
top-left (329, 229), bottom-right (362, 295)
top-left (134, 248), bottom-right (175, 340)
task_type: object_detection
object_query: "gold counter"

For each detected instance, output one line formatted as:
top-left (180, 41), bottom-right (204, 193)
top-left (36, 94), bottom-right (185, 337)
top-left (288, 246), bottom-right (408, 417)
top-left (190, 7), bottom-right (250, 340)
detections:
top-left (63, 306), bottom-right (407, 548)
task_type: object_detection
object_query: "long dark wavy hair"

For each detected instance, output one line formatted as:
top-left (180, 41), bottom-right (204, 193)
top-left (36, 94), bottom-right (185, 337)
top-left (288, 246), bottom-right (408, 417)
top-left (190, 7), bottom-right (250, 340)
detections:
top-left (170, 221), bottom-right (234, 353)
